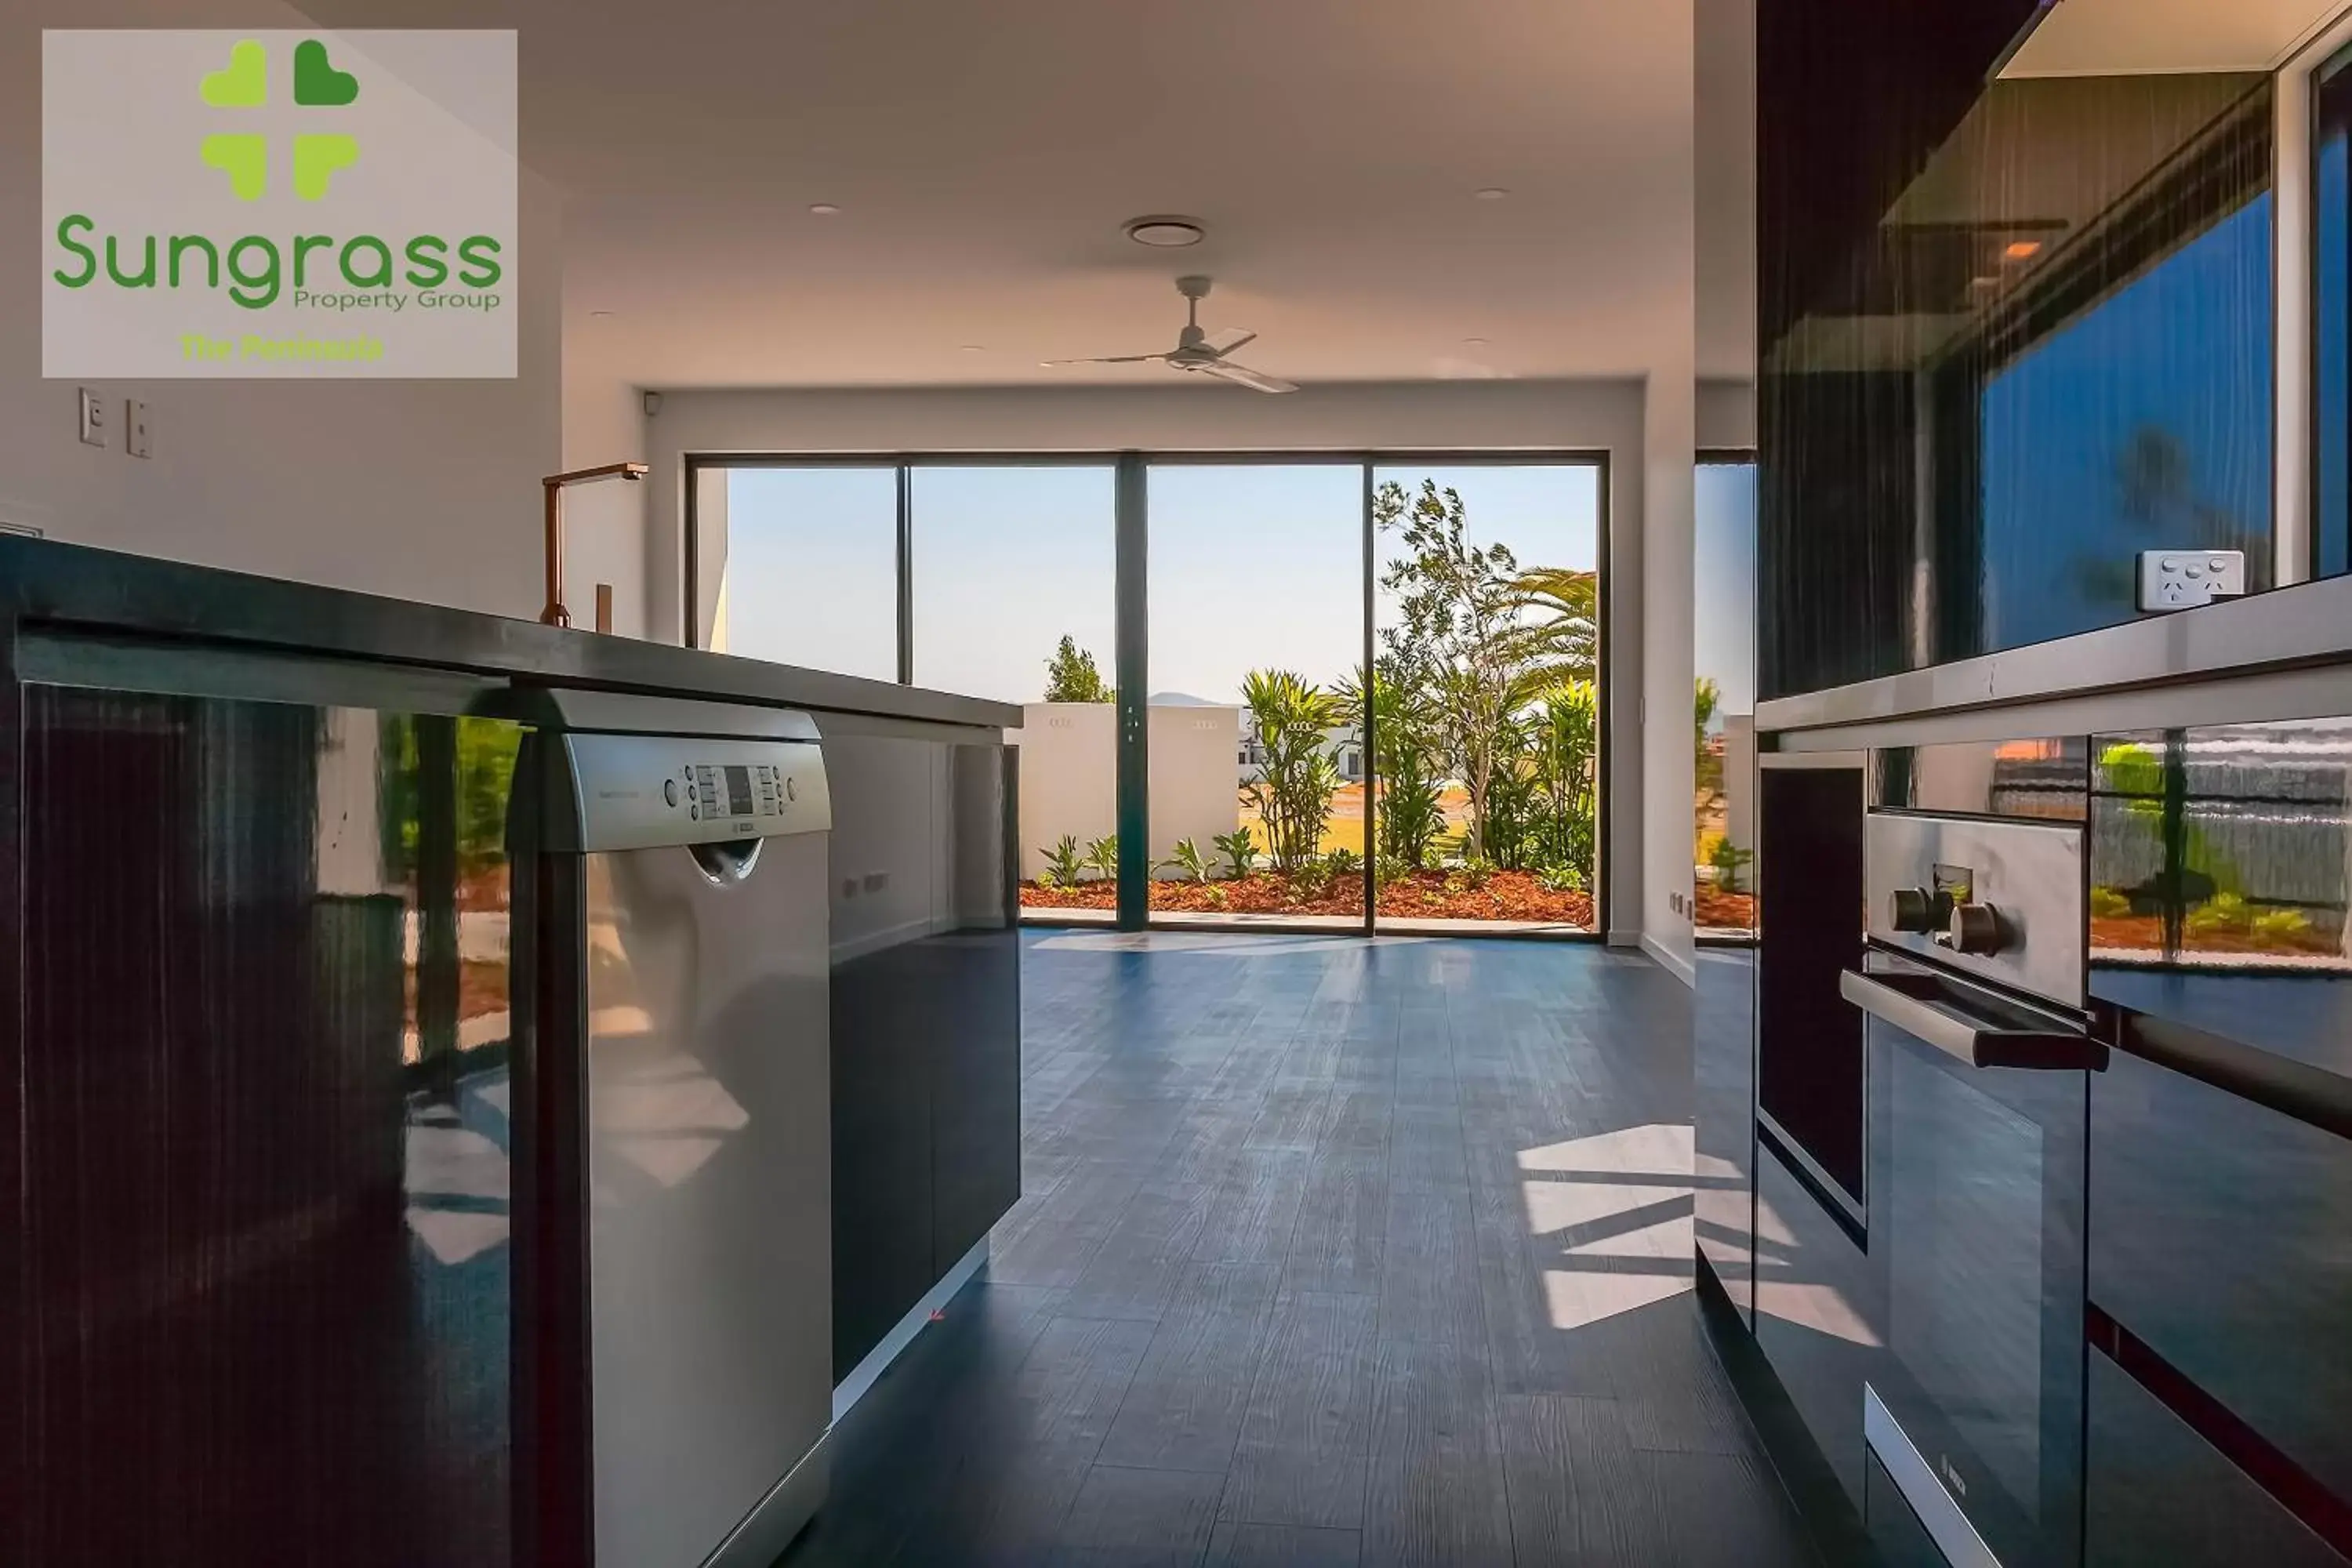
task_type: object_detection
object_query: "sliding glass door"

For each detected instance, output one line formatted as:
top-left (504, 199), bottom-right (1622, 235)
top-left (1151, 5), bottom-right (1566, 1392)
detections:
top-left (1145, 463), bottom-right (1366, 926)
top-left (1372, 462), bottom-right (1602, 933)
top-left (687, 450), bottom-right (1608, 937)
top-left (909, 465), bottom-right (1120, 920)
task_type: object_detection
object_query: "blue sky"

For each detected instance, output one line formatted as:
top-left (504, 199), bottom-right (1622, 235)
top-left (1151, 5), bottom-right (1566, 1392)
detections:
top-left (724, 459), bottom-right (1609, 709)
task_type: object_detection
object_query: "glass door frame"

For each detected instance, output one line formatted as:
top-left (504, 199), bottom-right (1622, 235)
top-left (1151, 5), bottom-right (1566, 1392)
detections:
top-left (682, 448), bottom-right (1612, 940)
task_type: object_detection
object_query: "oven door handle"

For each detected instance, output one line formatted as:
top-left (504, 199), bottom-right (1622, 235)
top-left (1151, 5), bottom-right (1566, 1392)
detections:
top-left (1841, 970), bottom-right (2107, 1072)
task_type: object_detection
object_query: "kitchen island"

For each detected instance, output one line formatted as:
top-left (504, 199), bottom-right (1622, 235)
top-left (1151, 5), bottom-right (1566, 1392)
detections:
top-left (0, 535), bottom-right (1021, 1567)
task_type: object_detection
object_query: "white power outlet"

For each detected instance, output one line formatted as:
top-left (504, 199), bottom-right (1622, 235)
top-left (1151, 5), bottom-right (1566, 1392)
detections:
top-left (77, 387), bottom-right (106, 448)
top-left (2138, 550), bottom-right (2245, 612)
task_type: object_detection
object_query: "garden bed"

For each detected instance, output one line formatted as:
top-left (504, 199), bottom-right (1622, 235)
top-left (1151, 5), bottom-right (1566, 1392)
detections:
top-left (2090, 911), bottom-right (2343, 959)
top-left (1693, 886), bottom-right (1754, 931)
top-left (1020, 869), bottom-right (1595, 927)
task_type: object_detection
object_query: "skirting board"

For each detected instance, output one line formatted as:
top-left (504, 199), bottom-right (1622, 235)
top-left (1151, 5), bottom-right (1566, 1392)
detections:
top-left (1639, 931), bottom-right (1697, 988)
top-left (832, 1235), bottom-right (990, 1422)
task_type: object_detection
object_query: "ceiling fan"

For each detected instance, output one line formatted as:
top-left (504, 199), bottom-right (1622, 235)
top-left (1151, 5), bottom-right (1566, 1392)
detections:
top-left (1044, 275), bottom-right (1297, 394)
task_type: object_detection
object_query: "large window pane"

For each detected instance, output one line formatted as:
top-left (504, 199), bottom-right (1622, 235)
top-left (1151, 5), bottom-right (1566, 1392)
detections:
top-left (710, 466), bottom-right (898, 681)
top-left (1696, 461), bottom-right (1757, 936)
top-left (909, 466), bottom-right (1121, 924)
top-left (1147, 464), bottom-right (1365, 924)
top-left (911, 466), bottom-right (1115, 702)
top-left (1373, 462), bottom-right (1602, 931)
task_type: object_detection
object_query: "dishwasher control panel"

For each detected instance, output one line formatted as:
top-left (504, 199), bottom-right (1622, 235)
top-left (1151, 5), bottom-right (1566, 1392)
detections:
top-left (559, 731), bottom-right (832, 852)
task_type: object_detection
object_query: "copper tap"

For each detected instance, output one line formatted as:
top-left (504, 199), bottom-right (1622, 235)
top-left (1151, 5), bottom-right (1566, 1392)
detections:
top-left (540, 462), bottom-right (648, 627)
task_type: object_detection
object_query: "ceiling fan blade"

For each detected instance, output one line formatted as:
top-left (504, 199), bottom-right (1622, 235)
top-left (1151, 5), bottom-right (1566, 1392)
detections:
top-left (1039, 353), bottom-right (1167, 365)
top-left (1200, 359), bottom-right (1297, 394)
top-left (1203, 328), bottom-right (1257, 356)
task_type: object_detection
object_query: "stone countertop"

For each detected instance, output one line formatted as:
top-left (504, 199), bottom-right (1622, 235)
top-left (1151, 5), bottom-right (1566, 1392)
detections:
top-left (0, 534), bottom-right (1021, 731)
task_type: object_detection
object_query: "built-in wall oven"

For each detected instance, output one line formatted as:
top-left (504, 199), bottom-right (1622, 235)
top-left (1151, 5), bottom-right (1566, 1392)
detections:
top-left (1849, 784), bottom-right (2102, 1568)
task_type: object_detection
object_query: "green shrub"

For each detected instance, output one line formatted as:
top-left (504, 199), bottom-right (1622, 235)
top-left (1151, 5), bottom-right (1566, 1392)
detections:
top-left (1708, 837), bottom-right (1754, 896)
top-left (1161, 838), bottom-right (1214, 884)
top-left (1327, 847), bottom-right (1362, 880)
top-left (1241, 670), bottom-right (1344, 873)
top-left (1083, 834), bottom-right (1120, 883)
top-left (2251, 907), bottom-right (2311, 942)
top-left (2185, 891), bottom-right (2250, 935)
top-left (1214, 827), bottom-right (1259, 880)
top-left (1538, 863), bottom-right (1584, 894)
top-left (2089, 885), bottom-right (2132, 920)
top-left (1040, 834), bottom-right (1085, 887)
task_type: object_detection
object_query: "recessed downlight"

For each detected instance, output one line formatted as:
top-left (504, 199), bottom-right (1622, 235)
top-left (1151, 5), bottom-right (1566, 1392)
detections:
top-left (1462, 336), bottom-right (1489, 346)
top-left (959, 344), bottom-right (985, 353)
top-left (1475, 187), bottom-right (1510, 201)
top-left (1123, 215), bottom-right (1207, 248)
top-left (589, 309), bottom-right (615, 318)
top-left (808, 202), bottom-right (841, 216)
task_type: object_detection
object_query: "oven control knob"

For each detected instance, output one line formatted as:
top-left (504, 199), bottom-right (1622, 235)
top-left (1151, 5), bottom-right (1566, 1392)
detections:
top-left (1889, 887), bottom-right (1940, 933)
top-left (1945, 902), bottom-right (2006, 956)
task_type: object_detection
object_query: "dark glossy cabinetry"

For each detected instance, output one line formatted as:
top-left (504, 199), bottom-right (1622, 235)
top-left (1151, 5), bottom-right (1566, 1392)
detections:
top-left (825, 726), bottom-right (1020, 1382)
top-left (2082, 717), bottom-right (2352, 1562)
top-left (1761, 0), bottom-right (2275, 697)
top-left (1745, 757), bottom-right (1874, 1508)
top-left (9, 679), bottom-right (522, 1566)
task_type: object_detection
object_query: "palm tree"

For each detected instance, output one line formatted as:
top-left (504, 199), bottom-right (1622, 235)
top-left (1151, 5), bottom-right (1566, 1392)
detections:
top-left (1505, 565), bottom-right (1599, 687)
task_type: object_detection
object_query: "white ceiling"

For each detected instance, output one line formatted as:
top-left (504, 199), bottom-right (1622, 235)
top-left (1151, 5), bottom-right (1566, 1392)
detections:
top-left (303, 0), bottom-right (1727, 390)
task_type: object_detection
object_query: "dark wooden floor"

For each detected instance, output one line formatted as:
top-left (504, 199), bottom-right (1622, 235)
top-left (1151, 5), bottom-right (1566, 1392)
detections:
top-left (781, 932), bottom-right (1820, 1568)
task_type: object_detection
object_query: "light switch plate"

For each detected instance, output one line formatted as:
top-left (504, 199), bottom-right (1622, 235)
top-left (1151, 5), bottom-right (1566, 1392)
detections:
top-left (77, 387), bottom-right (105, 448)
top-left (2138, 549), bottom-right (2245, 612)
top-left (125, 400), bottom-right (151, 459)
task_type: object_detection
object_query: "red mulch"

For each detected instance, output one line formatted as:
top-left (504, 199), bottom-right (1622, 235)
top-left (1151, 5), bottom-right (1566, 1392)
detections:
top-left (1022, 869), bottom-right (1595, 927)
top-left (1693, 887), bottom-right (1755, 930)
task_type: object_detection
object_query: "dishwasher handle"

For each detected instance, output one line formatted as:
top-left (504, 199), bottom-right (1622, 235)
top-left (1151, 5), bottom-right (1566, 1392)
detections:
top-left (688, 836), bottom-right (764, 884)
top-left (1841, 969), bottom-right (2107, 1073)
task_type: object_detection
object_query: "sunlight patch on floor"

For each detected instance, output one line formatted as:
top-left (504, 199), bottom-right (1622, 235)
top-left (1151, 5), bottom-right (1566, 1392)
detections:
top-left (1521, 1122), bottom-right (1698, 1330)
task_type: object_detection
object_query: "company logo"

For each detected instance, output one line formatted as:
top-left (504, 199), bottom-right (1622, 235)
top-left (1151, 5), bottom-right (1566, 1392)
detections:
top-left (42, 29), bottom-right (517, 379)
top-left (196, 38), bottom-right (361, 202)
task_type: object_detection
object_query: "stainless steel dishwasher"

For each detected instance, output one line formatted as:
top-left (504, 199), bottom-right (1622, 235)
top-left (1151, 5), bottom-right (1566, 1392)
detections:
top-left (514, 696), bottom-right (833, 1568)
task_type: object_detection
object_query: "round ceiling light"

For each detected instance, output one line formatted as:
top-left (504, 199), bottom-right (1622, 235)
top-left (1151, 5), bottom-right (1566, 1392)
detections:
top-left (808, 202), bottom-right (841, 216)
top-left (1475, 187), bottom-right (1510, 201)
top-left (1123, 215), bottom-right (1207, 249)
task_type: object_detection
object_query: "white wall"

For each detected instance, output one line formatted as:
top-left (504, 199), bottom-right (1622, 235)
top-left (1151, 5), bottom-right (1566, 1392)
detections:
top-left (1640, 0), bottom-right (1700, 984)
top-left (1010, 702), bottom-right (1116, 880)
top-left (2, 0), bottom-right (563, 619)
top-left (1149, 705), bottom-right (1243, 873)
top-left (559, 365), bottom-right (650, 635)
top-left (645, 376), bottom-right (1661, 938)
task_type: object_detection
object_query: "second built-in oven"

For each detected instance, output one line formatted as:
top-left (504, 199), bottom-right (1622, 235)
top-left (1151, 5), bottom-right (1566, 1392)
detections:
top-left (1847, 805), bottom-right (2104, 1568)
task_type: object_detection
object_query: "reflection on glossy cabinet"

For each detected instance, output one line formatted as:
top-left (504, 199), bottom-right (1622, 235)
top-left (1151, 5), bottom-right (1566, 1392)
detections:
top-left (825, 729), bottom-right (1022, 1384)
top-left (1694, 949), bottom-right (1756, 1323)
top-left (12, 687), bottom-right (521, 1565)
top-left (1761, 0), bottom-right (2277, 697)
top-left (1754, 1146), bottom-right (1884, 1511)
top-left (2085, 1353), bottom-right (2347, 1568)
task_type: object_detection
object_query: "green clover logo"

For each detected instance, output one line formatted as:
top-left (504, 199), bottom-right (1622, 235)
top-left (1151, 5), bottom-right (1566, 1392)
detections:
top-left (196, 37), bottom-right (361, 202)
